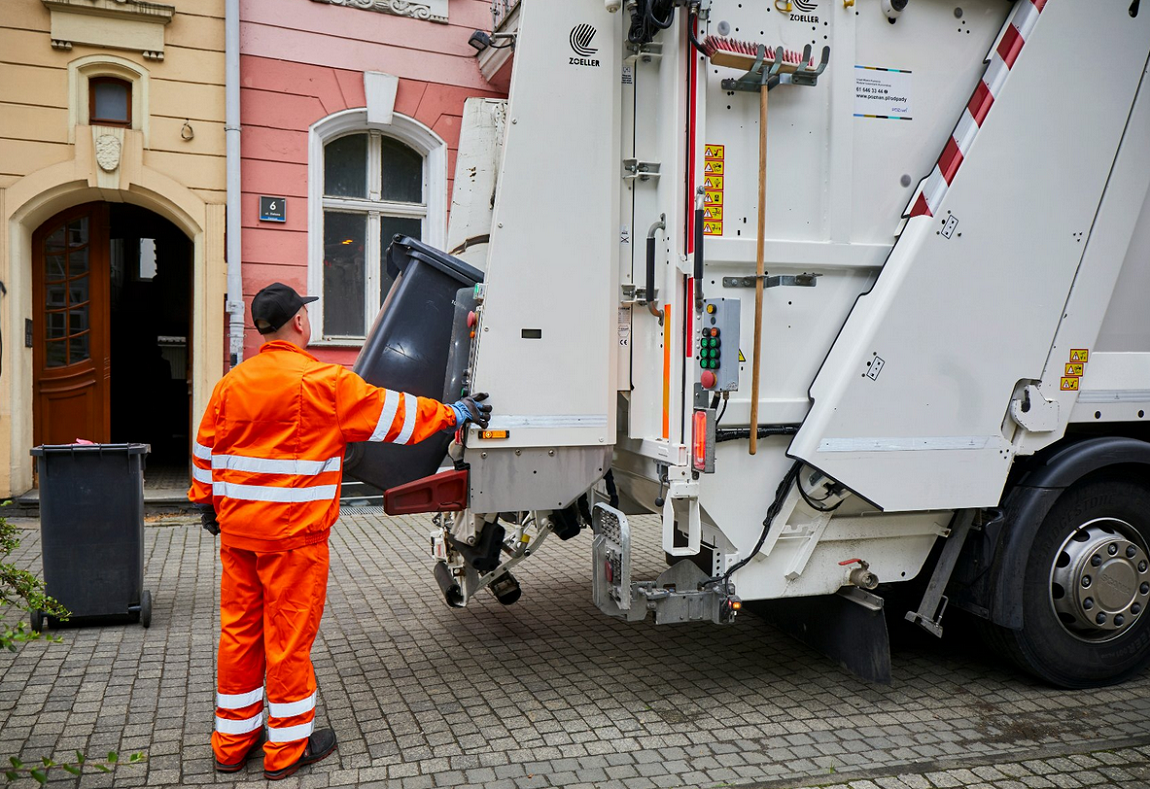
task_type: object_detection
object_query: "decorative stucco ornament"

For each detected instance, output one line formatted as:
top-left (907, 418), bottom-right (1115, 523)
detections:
top-left (309, 0), bottom-right (446, 23)
top-left (95, 134), bottom-right (121, 172)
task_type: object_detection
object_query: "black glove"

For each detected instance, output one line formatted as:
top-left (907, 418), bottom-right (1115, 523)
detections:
top-left (195, 503), bottom-right (220, 536)
top-left (450, 392), bottom-right (492, 430)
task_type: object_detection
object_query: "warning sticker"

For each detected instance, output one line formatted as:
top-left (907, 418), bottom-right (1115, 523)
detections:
top-left (702, 143), bottom-right (725, 236)
top-left (704, 175), bottom-right (724, 190)
top-left (1065, 363), bottom-right (1084, 377)
top-left (853, 66), bottom-right (913, 120)
top-left (1070, 349), bottom-right (1089, 363)
top-left (703, 220), bottom-right (723, 236)
top-left (738, 349), bottom-right (746, 362)
top-left (703, 160), bottom-right (725, 175)
top-left (704, 144), bottom-right (725, 159)
top-left (703, 205), bottom-right (723, 221)
top-left (704, 189), bottom-right (723, 205)
top-left (1060, 377), bottom-right (1080, 391)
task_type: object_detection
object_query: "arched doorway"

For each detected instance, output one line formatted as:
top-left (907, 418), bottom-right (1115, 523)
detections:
top-left (32, 202), bottom-right (192, 463)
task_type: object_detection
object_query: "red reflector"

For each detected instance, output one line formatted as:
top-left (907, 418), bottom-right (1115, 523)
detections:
top-left (693, 410), bottom-right (708, 470)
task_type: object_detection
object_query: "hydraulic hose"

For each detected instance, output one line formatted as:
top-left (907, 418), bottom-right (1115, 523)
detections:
top-left (694, 189), bottom-right (705, 307)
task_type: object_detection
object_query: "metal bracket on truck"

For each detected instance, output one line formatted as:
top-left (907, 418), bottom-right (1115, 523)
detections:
top-left (592, 503), bottom-right (740, 625)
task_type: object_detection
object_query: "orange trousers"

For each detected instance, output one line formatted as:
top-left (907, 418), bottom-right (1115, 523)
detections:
top-left (211, 541), bottom-right (329, 772)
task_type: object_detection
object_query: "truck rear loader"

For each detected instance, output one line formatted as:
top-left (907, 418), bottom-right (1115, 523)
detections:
top-left (353, 0), bottom-right (1150, 688)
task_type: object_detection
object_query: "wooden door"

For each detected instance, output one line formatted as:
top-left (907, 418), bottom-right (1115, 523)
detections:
top-left (32, 203), bottom-right (111, 446)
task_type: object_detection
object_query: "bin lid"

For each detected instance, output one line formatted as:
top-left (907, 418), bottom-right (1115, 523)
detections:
top-left (385, 235), bottom-right (484, 284)
top-left (31, 443), bottom-right (151, 457)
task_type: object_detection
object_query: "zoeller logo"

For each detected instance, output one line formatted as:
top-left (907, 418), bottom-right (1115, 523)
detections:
top-left (569, 23), bottom-right (601, 67)
top-left (785, 0), bottom-right (819, 23)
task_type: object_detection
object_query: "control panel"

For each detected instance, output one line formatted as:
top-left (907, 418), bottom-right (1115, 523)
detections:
top-left (697, 298), bottom-right (740, 392)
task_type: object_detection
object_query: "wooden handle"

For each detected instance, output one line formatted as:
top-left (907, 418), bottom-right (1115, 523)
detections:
top-left (750, 83), bottom-right (768, 456)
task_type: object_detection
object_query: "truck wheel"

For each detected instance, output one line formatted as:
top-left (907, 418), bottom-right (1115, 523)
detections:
top-left (997, 478), bottom-right (1150, 688)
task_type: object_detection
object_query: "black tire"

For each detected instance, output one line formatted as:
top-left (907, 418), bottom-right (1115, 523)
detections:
top-left (989, 477), bottom-right (1150, 688)
top-left (30, 609), bottom-right (44, 633)
top-left (140, 590), bottom-right (152, 629)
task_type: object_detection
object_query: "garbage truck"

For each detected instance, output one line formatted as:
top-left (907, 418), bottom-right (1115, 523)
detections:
top-left (348, 0), bottom-right (1150, 688)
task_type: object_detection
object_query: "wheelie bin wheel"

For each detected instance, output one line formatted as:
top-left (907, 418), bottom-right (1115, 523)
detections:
top-left (30, 609), bottom-right (44, 633)
top-left (140, 590), bottom-right (152, 628)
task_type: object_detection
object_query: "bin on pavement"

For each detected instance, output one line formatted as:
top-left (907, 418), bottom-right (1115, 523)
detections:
top-left (29, 443), bottom-right (152, 629)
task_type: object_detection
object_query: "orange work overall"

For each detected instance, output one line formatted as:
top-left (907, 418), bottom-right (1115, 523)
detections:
top-left (189, 341), bottom-right (455, 771)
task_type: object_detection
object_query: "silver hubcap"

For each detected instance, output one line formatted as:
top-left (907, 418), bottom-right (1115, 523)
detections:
top-left (1050, 517), bottom-right (1150, 642)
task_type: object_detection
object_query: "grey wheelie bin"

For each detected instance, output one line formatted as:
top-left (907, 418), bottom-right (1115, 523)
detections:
top-left (29, 443), bottom-right (153, 629)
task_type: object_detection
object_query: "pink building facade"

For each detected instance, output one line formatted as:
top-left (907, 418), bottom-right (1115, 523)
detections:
top-left (238, 0), bottom-right (507, 365)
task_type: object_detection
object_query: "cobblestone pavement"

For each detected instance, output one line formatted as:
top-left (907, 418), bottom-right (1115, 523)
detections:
top-left (1, 511), bottom-right (1147, 788)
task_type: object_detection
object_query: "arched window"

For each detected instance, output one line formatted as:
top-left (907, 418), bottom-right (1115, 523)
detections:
top-left (309, 110), bottom-right (446, 343)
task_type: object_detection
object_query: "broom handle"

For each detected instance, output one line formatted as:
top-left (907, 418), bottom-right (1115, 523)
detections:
top-left (750, 82), bottom-right (767, 455)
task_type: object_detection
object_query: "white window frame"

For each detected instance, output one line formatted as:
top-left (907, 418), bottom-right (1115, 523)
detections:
top-left (308, 108), bottom-right (447, 345)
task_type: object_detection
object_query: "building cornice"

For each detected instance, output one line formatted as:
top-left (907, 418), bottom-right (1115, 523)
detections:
top-left (42, 0), bottom-right (175, 60)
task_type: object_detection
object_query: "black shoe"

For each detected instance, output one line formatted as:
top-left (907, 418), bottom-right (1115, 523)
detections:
top-left (263, 729), bottom-right (337, 781)
top-left (215, 731), bottom-right (266, 773)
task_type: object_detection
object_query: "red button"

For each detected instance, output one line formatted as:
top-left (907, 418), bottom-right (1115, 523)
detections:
top-left (467, 311), bottom-right (478, 328)
top-left (701, 370), bottom-right (717, 389)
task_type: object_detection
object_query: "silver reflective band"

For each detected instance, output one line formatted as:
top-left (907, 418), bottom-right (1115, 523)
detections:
top-left (217, 686), bottom-right (264, 709)
top-left (395, 394), bottom-right (417, 445)
top-left (267, 720), bottom-right (314, 743)
top-left (215, 712), bottom-right (264, 735)
top-left (212, 481), bottom-right (338, 503)
top-left (818, 435), bottom-right (997, 452)
top-left (212, 454), bottom-right (342, 476)
top-left (194, 441), bottom-right (213, 460)
top-left (268, 691), bottom-right (316, 718)
top-left (370, 390), bottom-right (401, 442)
top-left (193, 466), bottom-right (213, 484)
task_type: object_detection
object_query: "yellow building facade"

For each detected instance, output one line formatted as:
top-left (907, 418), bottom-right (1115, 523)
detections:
top-left (0, 0), bottom-right (226, 497)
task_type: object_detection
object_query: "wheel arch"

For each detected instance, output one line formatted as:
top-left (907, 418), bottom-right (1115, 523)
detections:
top-left (986, 437), bottom-right (1150, 629)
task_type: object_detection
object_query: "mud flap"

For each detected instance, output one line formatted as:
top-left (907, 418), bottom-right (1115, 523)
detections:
top-left (754, 587), bottom-right (892, 684)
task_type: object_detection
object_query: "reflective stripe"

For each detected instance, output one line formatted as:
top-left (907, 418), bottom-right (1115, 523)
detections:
top-left (194, 442), bottom-right (212, 461)
top-left (213, 481), bottom-right (338, 503)
top-left (216, 712), bottom-right (264, 735)
top-left (213, 454), bottom-right (342, 476)
top-left (267, 691), bottom-right (316, 718)
top-left (1013, 0), bottom-right (1039, 39)
top-left (267, 720), bottom-right (314, 743)
top-left (193, 466), bottom-right (213, 484)
top-left (217, 686), bottom-right (264, 709)
top-left (952, 109), bottom-right (978, 156)
top-left (394, 394), bottom-right (417, 445)
top-left (370, 390), bottom-right (401, 442)
top-left (983, 55), bottom-right (1009, 98)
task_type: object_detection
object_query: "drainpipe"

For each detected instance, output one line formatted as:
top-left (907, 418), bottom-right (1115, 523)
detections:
top-left (225, 0), bottom-right (244, 367)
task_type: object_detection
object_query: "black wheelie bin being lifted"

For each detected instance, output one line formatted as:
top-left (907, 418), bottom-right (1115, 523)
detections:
top-left (29, 443), bottom-right (153, 629)
top-left (344, 235), bottom-right (484, 491)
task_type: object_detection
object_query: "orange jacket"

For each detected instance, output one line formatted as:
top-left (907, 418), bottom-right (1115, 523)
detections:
top-left (188, 341), bottom-right (456, 551)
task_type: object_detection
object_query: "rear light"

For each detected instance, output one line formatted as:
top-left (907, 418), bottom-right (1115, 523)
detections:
top-left (692, 409), bottom-right (716, 473)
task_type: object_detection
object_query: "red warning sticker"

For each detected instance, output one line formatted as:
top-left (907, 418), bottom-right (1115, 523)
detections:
top-left (1060, 377), bottom-right (1080, 391)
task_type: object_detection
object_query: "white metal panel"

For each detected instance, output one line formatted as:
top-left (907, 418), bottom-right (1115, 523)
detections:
top-left (445, 98), bottom-right (507, 270)
top-left (1096, 183), bottom-right (1150, 352)
top-left (470, 0), bottom-right (622, 449)
top-left (789, 1), bottom-right (1150, 511)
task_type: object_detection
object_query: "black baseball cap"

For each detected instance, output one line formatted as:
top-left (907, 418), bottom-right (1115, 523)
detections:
top-left (251, 282), bottom-right (318, 334)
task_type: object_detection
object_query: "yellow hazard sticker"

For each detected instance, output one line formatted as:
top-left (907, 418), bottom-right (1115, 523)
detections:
top-left (1065, 363), bottom-right (1084, 377)
top-left (703, 221), bottom-right (723, 235)
top-left (738, 349), bottom-right (746, 362)
top-left (704, 189), bottom-right (723, 205)
top-left (703, 205), bottom-right (723, 221)
top-left (703, 160), bottom-right (725, 175)
top-left (1069, 348), bottom-right (1089, 363)
top-left (704, 175), bottom-right (724, 190)
top-left (704, 144), bottom-right (725, 159)
top-left (1060, 377), bottom-right (1080, 391)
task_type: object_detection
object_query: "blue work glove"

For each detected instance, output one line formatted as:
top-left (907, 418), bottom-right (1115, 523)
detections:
top-left (195, 503), bottom-right (220, 536)
top-left (449, 392), bottom-right (492, 430)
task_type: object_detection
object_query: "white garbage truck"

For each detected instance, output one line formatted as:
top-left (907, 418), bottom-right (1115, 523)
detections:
top-left (359, 0), bottom-right (1150, 688)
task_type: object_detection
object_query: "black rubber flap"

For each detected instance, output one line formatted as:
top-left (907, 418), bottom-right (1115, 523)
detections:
top-left (346, 237), bottom-right (483, 491)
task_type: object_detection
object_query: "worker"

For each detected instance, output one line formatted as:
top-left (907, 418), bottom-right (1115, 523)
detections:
top-left (188, 282), bottom-right (491, 780)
